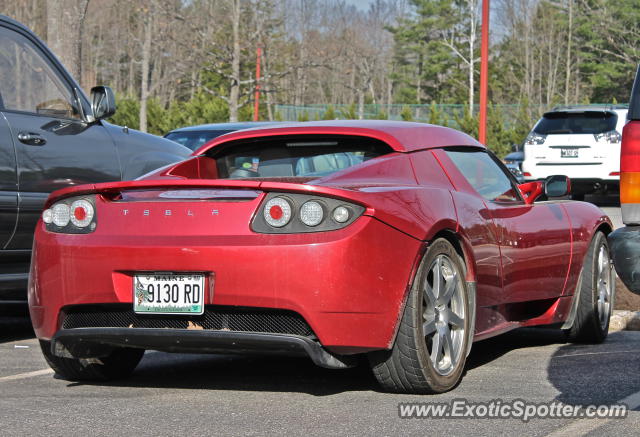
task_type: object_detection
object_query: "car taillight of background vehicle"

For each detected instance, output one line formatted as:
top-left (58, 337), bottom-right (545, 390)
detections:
top-left (252, 193), bottom-right (365, 233)
top-left (525, 132), bottom-right (547, 145)
top-left (42, 196), bottom-right (97, 233)
top-left (594, 130), bottom-right (622, 143)
top-left (620, 121), bottom-right (640, 225)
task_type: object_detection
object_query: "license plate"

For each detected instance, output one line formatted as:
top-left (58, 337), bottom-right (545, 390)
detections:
top-left (561, 148), bottom-right (579, 158)
top-left (134, 273), bottom-right (205, 314)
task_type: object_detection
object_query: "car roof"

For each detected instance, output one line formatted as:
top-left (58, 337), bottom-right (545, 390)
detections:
top-left (194, 120), bottom-right (484, 154)
top-left (167, 121), bottom-right (283, 134)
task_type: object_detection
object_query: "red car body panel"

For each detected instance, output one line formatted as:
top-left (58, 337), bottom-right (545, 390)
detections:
top-left (30, 213), bottom-right (422, 353)
top-left (29, 121), bottom-right (613, 362)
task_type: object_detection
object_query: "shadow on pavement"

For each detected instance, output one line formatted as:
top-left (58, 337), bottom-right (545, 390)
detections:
top-left (0, 316), bottom-right (35, 343)
top-left (547, 331), bottom-right (640, 406)
top-left (68, 327), bottom-right (569, 396)
top-left (465, 327), bottom-right (567, 372)
top-left (73, 352), bottom-right (379, 396)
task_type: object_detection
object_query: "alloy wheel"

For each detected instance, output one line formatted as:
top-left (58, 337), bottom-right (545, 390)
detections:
top-left (596, 245), bottom-right (613, 330)
top-left (422, 254), bottom-right (466, 376)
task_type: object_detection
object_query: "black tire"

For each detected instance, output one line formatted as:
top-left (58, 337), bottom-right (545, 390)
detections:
top-left (369, 238), bottom-right (471, 394)
top-left (39, 340), bottom-right (144, 381)
top-left (565, 231), bottom-right (614, 343)
top-left (571, 193), bottom-right (585, 201)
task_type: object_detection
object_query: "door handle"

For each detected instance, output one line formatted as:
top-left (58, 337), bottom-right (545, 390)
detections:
top-left (17, 132), bottom-right (46, 146)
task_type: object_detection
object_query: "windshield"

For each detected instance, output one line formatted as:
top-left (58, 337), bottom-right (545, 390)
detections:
top-left (164, 130), bottom-right (234, 150)
top-left (534, 111), bottom-right (618, 135)
top-left (210, 137), bottom-right (392, 179)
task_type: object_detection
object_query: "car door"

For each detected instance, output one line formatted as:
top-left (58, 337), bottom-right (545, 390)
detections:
top-left (444, 147), bottom-right (572, 304)
top-left (0, 25), bottom-right (121, 250)
top-left (0, 113), bottom-right (17, 248)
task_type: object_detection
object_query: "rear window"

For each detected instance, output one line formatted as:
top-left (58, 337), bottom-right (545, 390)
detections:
top-left (164, 130), bottom-right (234, 150)
top-left (534, 111), bottom-right (617, 135)
top-left (209, 136), bottom-right (392, 179)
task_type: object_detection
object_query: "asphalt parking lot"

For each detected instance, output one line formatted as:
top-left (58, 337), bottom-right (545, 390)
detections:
top-left (2, 318), bottom-right (639, 436)
top-left (2, 196), bottom-right (638, 436)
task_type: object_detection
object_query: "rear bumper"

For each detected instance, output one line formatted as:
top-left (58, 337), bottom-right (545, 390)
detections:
top-left (609, 226), bottom-right (640, 294)
top-left (522, 160), bottom-right (619, 186)
top-left (51, 328), bottom-right (357, 369)
top-left (29, 215), bottom-right (422, 354)
top-left (523, 177), bottom-right (619, 194)
top-left (570, 178), bottom-right (619, 194)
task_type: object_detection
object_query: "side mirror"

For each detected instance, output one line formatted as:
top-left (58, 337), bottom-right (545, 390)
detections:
top-left (90, 86), bottom-right (116, 120)
top-left (545, 175), bottom-right (571, 198)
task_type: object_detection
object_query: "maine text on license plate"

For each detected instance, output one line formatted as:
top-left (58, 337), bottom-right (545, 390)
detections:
top-left (134, 273), bottom-right (205, 314)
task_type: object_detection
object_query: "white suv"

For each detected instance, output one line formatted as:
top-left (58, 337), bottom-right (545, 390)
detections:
top-left (521, 106), bottom-right (627, 200)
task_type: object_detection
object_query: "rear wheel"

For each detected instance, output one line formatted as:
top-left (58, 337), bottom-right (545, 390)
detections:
top-left (39, 340), bottom-right (144, 381)
top-left (369, 238), bottom-right (470, 393)
top-left (565, 231), bottom-right (614, 343)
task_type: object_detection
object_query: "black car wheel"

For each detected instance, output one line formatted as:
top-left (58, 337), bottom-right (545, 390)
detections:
top-left (565, 231), bottom-right (614, 343)
top-left (369, 238), bottom-right (471, 393)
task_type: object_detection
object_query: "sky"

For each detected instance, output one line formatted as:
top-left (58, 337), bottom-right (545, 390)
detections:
top-left (344, 0), bottom-right (375, 10)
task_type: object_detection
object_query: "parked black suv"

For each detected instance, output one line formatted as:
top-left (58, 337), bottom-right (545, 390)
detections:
top-left (0, 16), bottom-right (190, 313)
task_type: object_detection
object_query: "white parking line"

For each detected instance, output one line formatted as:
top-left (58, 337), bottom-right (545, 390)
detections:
top-left (0, 368), bottom-right (53, 382)
top-left (544, 389), bottom-right (640, 437)
top-left (553, 350), bottom-right (640, 358)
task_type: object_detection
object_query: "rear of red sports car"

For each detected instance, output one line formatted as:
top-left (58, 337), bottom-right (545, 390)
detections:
top-left (30, 121), bottom-right (614, 392)
top-left (30, 122), bottom-right (458, 374)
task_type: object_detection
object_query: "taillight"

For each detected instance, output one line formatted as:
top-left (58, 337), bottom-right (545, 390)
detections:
top-left (594, 130), bottom-right (622, 143)
top-left (42, 196), bottom-right (97, 233)
top-left (525, 132), bottom-right (546, 145)
top-left (263, 197), bottom-right (292, 227)
top-left (620, 121), bottom-right (640, 225)
top-left (252, 193), bottom-right (365, 234)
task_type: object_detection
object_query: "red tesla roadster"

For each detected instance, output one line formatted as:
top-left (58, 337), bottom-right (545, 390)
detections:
top-left (29, 121), bottom-right (614, 393)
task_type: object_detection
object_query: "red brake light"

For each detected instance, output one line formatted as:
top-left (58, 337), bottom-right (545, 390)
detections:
top-left (74, 207), bottom-right (87, 221)
top-left (269, 205), bottom-right (283, 220)
top-left (43, 196), bottom-right (96, 233)
top-left (620, 121), bottom-right (640, 224)
top-left (523, 172), bottom-right (532, 177)
top-left (263, 197), bottom-right (292, 227)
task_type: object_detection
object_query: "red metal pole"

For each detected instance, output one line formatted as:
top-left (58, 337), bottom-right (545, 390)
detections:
top-left (478, 0), bottom-right (490, 144)
top-left (253, 47), bottom-right (262, 121)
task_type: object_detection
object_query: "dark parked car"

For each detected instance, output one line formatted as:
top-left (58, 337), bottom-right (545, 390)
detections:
top-left (504, 150), bottom-right (524, 168)
top-left (164, 122), bottom-right (283, 151)
top-left (504, 150), bottom-right (524, 183)
top-left (0, 15), bottom-right (190, 313)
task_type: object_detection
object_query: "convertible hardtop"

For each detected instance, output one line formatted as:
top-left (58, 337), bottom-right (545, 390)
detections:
top-left (192, 120), bottom-right (485, 155)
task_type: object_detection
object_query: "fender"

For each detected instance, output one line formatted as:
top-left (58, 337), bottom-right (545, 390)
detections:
top-left (563, 221), bottom-right (613, 328)
top-left (386, 229), bottom-right (477, 358)
top-left (609, 226), bottom-right (640, 294)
